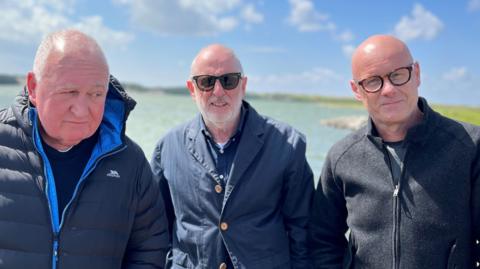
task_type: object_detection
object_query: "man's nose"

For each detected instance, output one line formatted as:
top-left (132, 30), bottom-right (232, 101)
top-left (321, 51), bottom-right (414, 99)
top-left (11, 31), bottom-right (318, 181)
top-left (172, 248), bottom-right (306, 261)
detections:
top-left (381, 78), bottom-right (398, 96)
top-left (212, 79), bottom-right (225, 96)
top-left (70, 96), bottom-right (89, 117)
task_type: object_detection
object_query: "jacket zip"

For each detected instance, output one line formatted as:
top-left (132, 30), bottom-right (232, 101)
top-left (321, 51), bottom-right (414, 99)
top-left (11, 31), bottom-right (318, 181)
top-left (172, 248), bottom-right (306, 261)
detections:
top-left (386, 145), bottom-right (409, 269)
top-left (35, 143), bottom-right (126, 269)
top-left (392, 184), bottom-right (400, 269)
top-left (59, 145), bottom-right (127, 230)
top-left (33, 141), bottom-right (60, 269)
top-left (31, 114), bottom-right (127, 269)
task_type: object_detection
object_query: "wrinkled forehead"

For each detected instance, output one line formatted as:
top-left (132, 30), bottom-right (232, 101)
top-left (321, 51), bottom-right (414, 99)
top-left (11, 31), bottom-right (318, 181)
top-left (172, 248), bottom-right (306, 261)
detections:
top-left (45, 49), bottom-right (108, 74)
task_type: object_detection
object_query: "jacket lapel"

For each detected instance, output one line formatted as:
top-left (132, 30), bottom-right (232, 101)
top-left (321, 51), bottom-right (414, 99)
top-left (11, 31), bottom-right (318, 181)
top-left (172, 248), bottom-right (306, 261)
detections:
top-left (223, 104), bottom-right (265, 206)
top-left (186, 115), bottom-right (220, 184)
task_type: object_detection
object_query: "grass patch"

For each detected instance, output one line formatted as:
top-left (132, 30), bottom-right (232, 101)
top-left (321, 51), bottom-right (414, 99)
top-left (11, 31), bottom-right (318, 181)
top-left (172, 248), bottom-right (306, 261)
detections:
top-left (249, 92), bottom-right (480, 125)
top-left (432, 105), bottom-right (480, 126)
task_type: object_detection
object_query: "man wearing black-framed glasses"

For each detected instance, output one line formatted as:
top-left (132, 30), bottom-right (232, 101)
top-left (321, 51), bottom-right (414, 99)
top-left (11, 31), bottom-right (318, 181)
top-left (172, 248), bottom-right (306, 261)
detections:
top-left (151, 44), bottom-right (314, 268)
top-left (309, 35), bottom-right (480, 268)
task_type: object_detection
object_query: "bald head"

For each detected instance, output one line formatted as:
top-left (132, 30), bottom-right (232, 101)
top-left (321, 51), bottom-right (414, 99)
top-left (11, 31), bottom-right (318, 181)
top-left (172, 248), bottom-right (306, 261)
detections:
top-left (351, 35), bottom-right (413, 79)
top-left (190, 44), bottom-right (243, 76)
top-left (33, 29), bottom-right (108, 81)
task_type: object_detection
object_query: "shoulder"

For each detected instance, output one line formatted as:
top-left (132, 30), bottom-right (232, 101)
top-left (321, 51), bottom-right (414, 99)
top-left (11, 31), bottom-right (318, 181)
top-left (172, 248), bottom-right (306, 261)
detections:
top-left (253, 110), bottom-right (307, 147)
top-left (151, 118), bottom-right (197, 163)
top-left (326, 126), bottom-right (366, 165)
top-left (432, 109), bottom-right (480, 147)
top-left (155, 118), bottom-right (195, 149)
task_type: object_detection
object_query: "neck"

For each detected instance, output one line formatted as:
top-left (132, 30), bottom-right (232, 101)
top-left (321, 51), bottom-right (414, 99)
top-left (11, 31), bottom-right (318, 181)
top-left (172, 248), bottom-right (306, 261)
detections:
top-left (40, 127), bottom-right (77, 152)
top-left (374, 108), bottom-right (424, 142)
top-left (204, 117), bottom-right (240, 144)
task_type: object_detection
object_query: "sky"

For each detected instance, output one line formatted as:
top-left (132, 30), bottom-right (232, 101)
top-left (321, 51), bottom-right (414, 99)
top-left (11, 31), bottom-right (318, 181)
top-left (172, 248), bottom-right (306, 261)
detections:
top-left (1, 0), bottom-right (480, 106)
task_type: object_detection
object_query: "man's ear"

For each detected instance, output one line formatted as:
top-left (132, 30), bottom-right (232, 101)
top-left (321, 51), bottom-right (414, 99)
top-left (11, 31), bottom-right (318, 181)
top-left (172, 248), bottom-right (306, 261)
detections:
top-left (350, 79), bottom-right (363, 102)
top-left (240, 76), bottom-right (247, 97)
top-left (186, 80), bottom-right (196, 100)
top-left (414, 61), bottom-right (421, 88)
top-left (26, 72), bottom-right (38, 106)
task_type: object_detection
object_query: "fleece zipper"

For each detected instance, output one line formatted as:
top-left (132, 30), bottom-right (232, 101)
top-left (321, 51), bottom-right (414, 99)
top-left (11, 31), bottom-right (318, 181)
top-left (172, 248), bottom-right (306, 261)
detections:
top-left (385, 145), bottom-right (410, 269)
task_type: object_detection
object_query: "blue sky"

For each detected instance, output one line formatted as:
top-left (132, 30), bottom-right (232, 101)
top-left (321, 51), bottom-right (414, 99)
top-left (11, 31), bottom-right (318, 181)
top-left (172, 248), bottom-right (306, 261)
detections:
top-left (1, 0), bottom-right (480, 106)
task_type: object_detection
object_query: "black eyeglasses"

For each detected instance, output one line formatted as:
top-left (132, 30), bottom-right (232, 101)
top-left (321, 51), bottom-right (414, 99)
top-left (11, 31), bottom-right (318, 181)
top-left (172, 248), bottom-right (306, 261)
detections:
top-left (356, 64), bottom-right (414, 93)
top-left (192, 72), bottom-right (242, 92)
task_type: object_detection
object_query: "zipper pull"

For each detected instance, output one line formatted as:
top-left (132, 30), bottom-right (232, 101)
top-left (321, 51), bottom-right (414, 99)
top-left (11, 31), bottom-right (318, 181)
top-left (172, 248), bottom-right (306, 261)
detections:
top-left (53, 232), bottom-right (59, 261)
top-left (393, 185), bottom-right (399, 197)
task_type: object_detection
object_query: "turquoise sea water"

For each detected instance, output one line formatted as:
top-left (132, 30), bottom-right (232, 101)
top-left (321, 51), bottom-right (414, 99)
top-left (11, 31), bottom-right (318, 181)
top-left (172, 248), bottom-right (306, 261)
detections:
top-left (0, 85), bottom-right (365, 181)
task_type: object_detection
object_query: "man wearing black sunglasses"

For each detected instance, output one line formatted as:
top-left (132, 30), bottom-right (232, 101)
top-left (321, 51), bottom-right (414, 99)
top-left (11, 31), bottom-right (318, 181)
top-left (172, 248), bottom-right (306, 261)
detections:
top-left (151, 44), bottom-right (314, 268)
top-left (309, 35), bottom-right (480, 268)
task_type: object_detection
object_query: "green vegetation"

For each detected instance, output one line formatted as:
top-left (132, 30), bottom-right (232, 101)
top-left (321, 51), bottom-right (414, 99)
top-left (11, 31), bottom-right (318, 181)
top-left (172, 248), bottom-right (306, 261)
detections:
top-left (249, 92), bottom-right (480, 126)
top-left (247, 92), bottom-right (362, 108)
top-left (2, 74), bottom-right (479, 125)
top-left (432, 105), bottom-right (480, 126)
top-left (0, 74), bottom-right (21, 84)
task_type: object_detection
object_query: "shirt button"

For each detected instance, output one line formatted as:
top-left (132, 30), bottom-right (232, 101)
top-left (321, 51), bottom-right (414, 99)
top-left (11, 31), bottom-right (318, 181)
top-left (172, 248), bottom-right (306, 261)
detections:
top-left (219, 262), bottom-right (227, 269)
top-left (220, 222), bottom-right (228, 231)
top-left (476, 239), bottom-right (480, 245)
top-left (219, 175), bottom-right (224, 180)
top-left (219, 149), bottom-right (224, 154)
top-left (215, 184), bottom-right (223, 193)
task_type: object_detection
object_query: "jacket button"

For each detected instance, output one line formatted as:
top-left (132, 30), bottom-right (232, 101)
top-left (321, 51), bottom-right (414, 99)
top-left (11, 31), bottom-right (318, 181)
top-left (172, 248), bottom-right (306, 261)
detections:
top-left (220, 222), bottom-right (228, 231)
top-left (215, 184), bottom-right (223, 193)
top-left (219, 262), bottom-right (227, 269)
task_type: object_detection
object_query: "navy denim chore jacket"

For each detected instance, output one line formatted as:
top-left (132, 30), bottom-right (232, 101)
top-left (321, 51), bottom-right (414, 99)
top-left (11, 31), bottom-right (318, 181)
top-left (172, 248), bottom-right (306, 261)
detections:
top-left (151, 101), bottom-right (315, 269)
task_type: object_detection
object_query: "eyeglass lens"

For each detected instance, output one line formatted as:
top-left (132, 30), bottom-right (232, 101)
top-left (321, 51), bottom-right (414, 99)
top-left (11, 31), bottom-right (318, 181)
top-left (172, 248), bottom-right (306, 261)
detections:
top-left (360, 66), bottom-right (412, 92)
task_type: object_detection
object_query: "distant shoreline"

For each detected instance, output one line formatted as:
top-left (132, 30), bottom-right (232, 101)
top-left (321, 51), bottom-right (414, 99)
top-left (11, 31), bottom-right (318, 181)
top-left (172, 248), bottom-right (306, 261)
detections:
top-left (2, 74), bottom-right (479, 126)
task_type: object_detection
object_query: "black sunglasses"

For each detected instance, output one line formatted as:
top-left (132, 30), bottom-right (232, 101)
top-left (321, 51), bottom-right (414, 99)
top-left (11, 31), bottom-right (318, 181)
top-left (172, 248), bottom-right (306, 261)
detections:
top-left (192, 72), bottom-right (242, 92)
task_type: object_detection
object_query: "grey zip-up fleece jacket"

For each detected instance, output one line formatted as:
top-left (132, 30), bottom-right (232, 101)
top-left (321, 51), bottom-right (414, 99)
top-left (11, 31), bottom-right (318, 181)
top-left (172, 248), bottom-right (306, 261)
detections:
top-left (309, 97), bottom-right (480, 269)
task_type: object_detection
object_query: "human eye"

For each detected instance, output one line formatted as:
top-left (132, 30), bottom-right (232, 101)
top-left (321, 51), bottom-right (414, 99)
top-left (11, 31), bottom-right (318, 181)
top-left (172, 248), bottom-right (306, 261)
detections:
top-left (390, 68), bottom-right (409, 84)
top-left (60, 89), bottom-right (78, 96)
top-left (363, 76), bottom-right (382, 89)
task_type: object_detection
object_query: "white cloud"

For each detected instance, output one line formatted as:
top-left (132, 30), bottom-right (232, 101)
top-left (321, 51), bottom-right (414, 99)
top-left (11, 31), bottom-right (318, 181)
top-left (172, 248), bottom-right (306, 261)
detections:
top-left (286, 0), bottom-right (355, 58)
top-left (72, 16), bottom-right (134, 49)
top-left (393, 3), bottom-right (443, 41)
top-left (468, 0), bottom-right (480, 12)
top-left (342, 45), bottom-right (355, 59)
top-left (287, 0), bottom-right (335, 32)
top-left (0, 1), bottom-right (133, 48)
top-left (115, 0), bottom-right (262, 36)
top-left (336, 30), bottom-right (354, 42)
top-left (442, 67), bottom-right (468, 81)
top-left (241, 4), bottom-right (264, 24)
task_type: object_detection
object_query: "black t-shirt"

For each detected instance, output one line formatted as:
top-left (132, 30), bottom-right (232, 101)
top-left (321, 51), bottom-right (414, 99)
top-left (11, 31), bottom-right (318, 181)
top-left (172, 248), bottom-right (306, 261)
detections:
top-left (42, 131), bottom-right (98, 217)
top-left (384, 141), bottom-right (407, 185)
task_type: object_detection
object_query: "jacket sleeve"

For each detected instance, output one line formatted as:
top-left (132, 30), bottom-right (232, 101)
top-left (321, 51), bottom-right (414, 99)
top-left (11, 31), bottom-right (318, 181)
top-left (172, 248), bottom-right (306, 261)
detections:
top-left (472, 141), bottom-right (480, 268)
top-left (150, 143), bottom-right (175, 244)
top-left (308, 152), bottom-right (349, 269)
top-left (122, 156), bottom-right (170, 269)
top-left (281, 134), bottom-right (315, 268)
